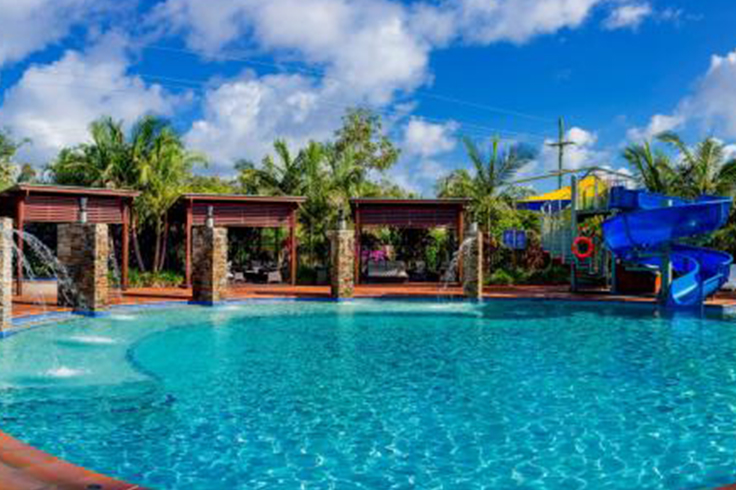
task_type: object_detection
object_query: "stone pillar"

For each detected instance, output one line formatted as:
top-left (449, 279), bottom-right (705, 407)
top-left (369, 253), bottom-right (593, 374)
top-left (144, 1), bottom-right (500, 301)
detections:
top-left (0, 218), bottom-right (13, 332)
top-left (57, 223), bottom-right (109, 313)
top-left (462, 226), bottom-right (483, 300)
top-left (330, 229), bottom-right (355, 299)
top-left (191, 226), bottom-right (228, 305)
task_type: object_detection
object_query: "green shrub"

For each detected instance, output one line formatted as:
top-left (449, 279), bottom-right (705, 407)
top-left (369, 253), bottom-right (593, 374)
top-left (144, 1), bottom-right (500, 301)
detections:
top-left (527, 263), bottom-right (570, 285)
top-left (487, 269), bottom-right (516, 285)
top-left (128, 269), bottom-right (184, 288)
top-left (486, 263), bottom-right (569, 286)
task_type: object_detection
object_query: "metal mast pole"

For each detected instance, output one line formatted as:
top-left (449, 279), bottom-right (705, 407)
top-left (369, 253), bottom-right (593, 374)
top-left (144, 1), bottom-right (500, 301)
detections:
top-left (547, 117), bottom-right (575, 189)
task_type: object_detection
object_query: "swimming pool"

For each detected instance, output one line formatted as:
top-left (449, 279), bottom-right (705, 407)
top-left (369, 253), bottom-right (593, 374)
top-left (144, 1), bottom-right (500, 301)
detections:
top-left (1, 299), bottom-right (736, 489)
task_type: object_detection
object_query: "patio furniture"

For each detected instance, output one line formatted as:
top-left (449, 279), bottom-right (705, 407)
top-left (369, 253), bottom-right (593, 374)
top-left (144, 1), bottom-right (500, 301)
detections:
top-left (366, 260), bottom-right (409, 282)
top-left (266, 270), bottom-right (283, 284)
top-left (409, 261), bottom-right (428, 281)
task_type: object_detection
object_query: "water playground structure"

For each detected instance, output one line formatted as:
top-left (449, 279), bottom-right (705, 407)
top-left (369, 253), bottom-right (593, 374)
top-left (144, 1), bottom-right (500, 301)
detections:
top-left (518, 169), bottom-right (733, 308)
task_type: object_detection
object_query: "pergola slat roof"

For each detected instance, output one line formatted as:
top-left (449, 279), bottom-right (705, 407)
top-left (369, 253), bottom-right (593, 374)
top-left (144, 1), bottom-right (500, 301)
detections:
top-left (0, 184), bottom-right (139, 293)
top-left (350, 198), bottom-right (470, 283)
top-left (174, 194), bottom-right (306, 287)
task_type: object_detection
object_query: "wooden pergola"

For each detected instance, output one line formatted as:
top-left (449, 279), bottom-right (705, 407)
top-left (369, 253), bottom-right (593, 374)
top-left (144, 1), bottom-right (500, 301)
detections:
top-left (350, 198), bottom-right (469, 284)
top-left (0, 184), bottom-right (139, 295)
top-left (175, 194), bottom-right (306, 287)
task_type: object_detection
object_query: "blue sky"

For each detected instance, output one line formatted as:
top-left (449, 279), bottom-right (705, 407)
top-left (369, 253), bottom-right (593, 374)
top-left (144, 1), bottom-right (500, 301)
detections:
top-left (1, 0), bottom-right (736, 195)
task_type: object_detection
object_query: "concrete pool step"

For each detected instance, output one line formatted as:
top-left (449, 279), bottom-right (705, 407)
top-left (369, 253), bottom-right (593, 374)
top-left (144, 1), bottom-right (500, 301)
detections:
top-left (0, 432), bottom-right (144, 490)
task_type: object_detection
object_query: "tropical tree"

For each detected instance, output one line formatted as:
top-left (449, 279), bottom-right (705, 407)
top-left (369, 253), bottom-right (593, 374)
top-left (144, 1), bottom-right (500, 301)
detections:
top-left (333, 108), bottom-right (399, 173)
top-left (50, 115), bottom-right (204, 272)
top-left (132, 117), bottom-right (206, 272)
top-left (621, 140), bottom-right (678, 194)
top-left (657, 132), bottom-right (736, 198)
top-left (236, 139), bottom-right (310, 196)
top-left (51, 117), bottom-right (130, 188)
top-left (0, 129), bottom-right (30, 190)
top-left (326, 108), bottom-right (400, 213)
top-left (438, 136), bottom-right (537, 236)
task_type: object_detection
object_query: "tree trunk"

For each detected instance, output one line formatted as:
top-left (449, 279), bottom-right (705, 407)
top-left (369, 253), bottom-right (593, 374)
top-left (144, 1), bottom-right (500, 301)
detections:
top-left (153, 218), bottom-right (162, 273)
top-left (158, 212), bottom-right (169, 272)
top-left (132, 214), bottom-right (147, 272)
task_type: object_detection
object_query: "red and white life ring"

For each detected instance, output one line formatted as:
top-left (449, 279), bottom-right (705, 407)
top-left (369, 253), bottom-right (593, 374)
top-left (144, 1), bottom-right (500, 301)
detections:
top-left (571, 236), bottom-right (595, 260)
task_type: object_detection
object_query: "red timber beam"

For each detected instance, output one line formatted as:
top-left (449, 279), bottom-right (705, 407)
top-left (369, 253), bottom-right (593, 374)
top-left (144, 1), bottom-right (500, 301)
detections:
top-left (121, 198), bottom-right (131, 290)
top-left (289, 207), bottom-right (298, 286)
top-left (15, 192), bottom-right (26, 297)
top-left (184, 198), bottom-right (193, 288)
top-left (353, 205), bottom-right (362, 285)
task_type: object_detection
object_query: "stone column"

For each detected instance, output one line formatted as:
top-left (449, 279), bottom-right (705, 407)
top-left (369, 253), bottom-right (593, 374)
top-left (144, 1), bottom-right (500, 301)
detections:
top-left (0, 218), bottom-right (13, 332)
top-left (462, 225), bottom-right (483, 300)
top-left (330, 229), bottom-right (355, 299)
top-left (191, 226), bottom-right (228, 305)
top-left (57, 223), bottom-right (109, 313)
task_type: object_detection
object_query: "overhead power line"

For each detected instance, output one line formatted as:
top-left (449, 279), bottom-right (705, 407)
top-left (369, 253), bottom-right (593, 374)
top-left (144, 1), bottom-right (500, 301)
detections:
top-left (19, 75), bottom-right (552, 143)
top-left (139, 44), bottom-right (555, 124)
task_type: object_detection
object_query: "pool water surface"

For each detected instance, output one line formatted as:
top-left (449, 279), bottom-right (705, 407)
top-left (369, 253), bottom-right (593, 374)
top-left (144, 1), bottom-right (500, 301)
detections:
top-left (1, 300), bottom-right (736, 489)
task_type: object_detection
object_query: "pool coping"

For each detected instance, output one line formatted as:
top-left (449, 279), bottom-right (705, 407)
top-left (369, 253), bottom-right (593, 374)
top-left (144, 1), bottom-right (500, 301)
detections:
top-left (2, 294), bottom-right (736, 489)
top-left (5, 294), bottom-right (735, 339)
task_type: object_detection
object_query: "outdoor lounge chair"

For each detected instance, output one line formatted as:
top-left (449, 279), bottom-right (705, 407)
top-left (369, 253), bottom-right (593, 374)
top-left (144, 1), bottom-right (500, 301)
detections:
top-left (366, 260), bottom-right (409, 282)
top-left (266, 270), bottom-right (283, 284)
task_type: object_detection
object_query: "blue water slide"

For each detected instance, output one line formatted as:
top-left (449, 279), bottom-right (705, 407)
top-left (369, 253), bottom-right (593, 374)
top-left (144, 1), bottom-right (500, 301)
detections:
top-left (603, 187), bottom-right (733, 307)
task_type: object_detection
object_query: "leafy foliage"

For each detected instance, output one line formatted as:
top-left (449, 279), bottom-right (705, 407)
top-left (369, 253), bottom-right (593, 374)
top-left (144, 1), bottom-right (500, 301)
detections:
top-left (438, 136), bottom-right (537, 238)
top-left (0, 129), bottom-right (30, 190)
top-left (49, 115), bottom-right (206, 272)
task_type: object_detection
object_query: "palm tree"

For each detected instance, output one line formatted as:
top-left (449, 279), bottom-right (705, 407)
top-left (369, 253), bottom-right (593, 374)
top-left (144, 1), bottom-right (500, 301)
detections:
top-left (51, 117), bottom-right (129, 188)
top-left (439, 136), bottom-right (536, 235)
top-left (236, 140), bottom-right (308, 196)
top-left (658, 132), bottom-right (736, 197)
top-left (621, 140), bottom-right (678, 194)
top-left (51, 115), bottom-right (205, 272)
top-left (132, 117), bottom-right (206, 272)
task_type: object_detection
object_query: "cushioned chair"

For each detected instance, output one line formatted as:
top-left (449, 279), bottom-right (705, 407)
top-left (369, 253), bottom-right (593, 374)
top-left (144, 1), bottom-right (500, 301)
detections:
top-left (366, 260), bottom-right (409, 282)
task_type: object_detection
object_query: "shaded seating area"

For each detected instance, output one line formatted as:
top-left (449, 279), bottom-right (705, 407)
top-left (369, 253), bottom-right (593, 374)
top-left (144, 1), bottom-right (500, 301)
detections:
top-left (174, 194), bottom-right (305, 287)
top-left (0, 184), bottom-right (138, 299)
top-left (351, 198), bottom-right (469, 284)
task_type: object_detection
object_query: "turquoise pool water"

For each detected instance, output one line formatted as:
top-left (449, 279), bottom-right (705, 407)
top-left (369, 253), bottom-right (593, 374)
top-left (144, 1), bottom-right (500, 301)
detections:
top-left (1, 300), bottom-right (736, 489)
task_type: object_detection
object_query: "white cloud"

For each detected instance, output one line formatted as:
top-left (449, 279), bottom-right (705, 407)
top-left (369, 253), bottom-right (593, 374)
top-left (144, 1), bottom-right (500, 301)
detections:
top-left (390, 158), bottom-right (451, 195)
top-left (185, 73), bottom-right (348, 173)
top-left (154, 0), bottom-right (433, 104)
top-left (627, 113), bottom-right (684, 141)
top-left (683, 50), bottom-right (736, 138)
top-left (603, 3), bottom-right (652, 30)
top-left (403, 118), bottom-right (458, 157)
top-left (723, 144), bottom-right (736, 162)
top-left (455, 0), bottom-right (603, 44)
top-left (628, 48), bottom-right (736, 143)
top-left (0, 0), bottom-right (111, 67)
top-left (0, 34), bottom-right (180, 164)
top-left (153, 0), bottom-right (618, 104)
